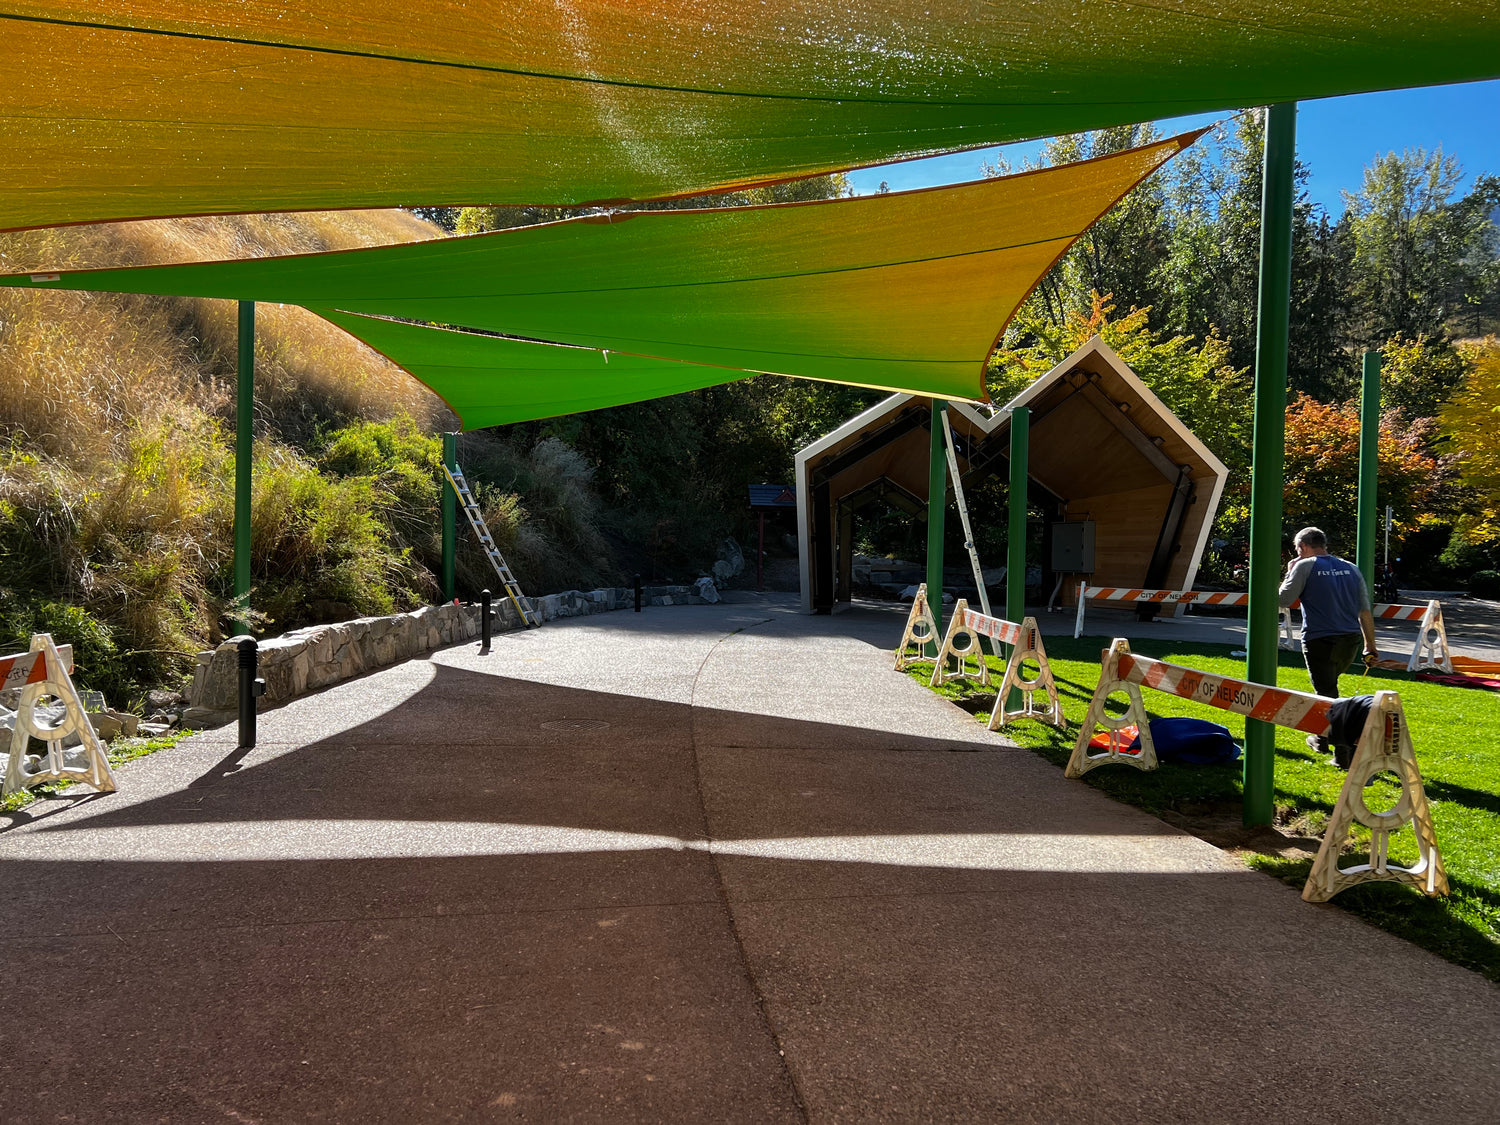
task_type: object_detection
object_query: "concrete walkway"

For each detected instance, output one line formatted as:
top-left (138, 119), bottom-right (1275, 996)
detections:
top-left (2, 597), bottom-right (1496, 1122)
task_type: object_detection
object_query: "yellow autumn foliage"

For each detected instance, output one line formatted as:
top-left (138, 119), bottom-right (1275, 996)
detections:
top-left (1440, 338), bottom-right (1500, 541)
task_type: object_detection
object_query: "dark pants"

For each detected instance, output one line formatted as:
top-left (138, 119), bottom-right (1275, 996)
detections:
top-left (1304, 633), bottom-right (1363, 752)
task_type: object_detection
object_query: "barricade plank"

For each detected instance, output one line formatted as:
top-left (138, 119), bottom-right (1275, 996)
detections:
top-left (1116, 651), bottom-right (1332, 736)
top-left (1074, 583), bottom-right (1249, 638)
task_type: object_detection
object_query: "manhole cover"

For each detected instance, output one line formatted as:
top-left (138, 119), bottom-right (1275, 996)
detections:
top-left (541, 719), bottom-right (610, 732)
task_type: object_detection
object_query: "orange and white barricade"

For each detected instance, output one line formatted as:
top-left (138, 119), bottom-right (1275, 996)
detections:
top-left (2, 633), bottom-right (115, 797)
top-left (930, 601), bottom-right (1063, 729)
top-left (1074, 583), bottom-right (1250, 639)
top-left (1280, 598), bottom-right (1452, 671)
top-left (894, 583), bottom-right (941, 671)
top-left (1068, 639), bottom-right (1445, 902)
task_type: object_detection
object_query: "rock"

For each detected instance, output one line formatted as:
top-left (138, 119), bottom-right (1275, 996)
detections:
top-left (87, 712), bottom-right (123, 741)
top-left (144, 688), bottom-right (182, 712)
top-left (104, 709), bottom-right (140, 738)
top-left (715, 537), bottom-right (745, 581)
top-left (694, 576), bottom-right (721, 604)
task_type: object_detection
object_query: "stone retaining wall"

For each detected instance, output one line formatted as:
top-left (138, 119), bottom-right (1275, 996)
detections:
top-left (183, 580), bottom-right (720, 727)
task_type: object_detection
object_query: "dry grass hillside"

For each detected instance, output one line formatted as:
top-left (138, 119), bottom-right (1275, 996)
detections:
top-left (0, 210), bottom-right (610, 705)
top-left (0, 210), bottom-right (453, 453)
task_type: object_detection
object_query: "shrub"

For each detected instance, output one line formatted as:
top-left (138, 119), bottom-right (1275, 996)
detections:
top-left (1470, 571), bottom-right (1500, 600)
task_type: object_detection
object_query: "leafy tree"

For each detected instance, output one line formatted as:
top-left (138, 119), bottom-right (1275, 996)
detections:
top-left (1155, 117), bottom-right (1266, 376)
top-left (455, 204), bottom-right (584, 233)
top-left (1377, 334), bottom-right (1470, 422)
top-left (1344, 150), bottom-right (1500, 345)
top-left (405, 206), bottom-right (461, 232)
top-left (1157, 115), bottom-right (1354, 401)
top-left (1438, 338), bottom-right (1500, 546)
top-left (1007, 117), bottom-right (1355, 402)
top-left (1281, 394), bottom-right (1437, 555)
top-left (1288, 209), bottom-right (1358, 402)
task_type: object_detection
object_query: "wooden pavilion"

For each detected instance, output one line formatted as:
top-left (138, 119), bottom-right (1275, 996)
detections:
top-left (795, 336), bottom-right (1229, 613)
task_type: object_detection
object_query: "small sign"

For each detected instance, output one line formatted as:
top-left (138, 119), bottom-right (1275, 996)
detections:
top-left (749, 484), bottom-right (796, 510)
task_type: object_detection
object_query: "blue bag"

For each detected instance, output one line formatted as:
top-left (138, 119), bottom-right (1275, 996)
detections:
top-left (1148, 717), bottom-right (1242, 766)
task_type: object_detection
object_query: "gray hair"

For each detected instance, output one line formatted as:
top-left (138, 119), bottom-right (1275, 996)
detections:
top-left (1294, 526), bottom-right (1328, 549)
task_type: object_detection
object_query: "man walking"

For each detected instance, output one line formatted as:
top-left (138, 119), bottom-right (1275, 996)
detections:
top-left (1278, 527), bottom-right (1379, 755)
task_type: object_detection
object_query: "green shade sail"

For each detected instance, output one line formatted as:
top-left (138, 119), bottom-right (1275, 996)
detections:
top-left (319, 312), bottom-right (749, 430)
top-left (2, 2), bottom-right (1498, 229)
top-left (0, 133), bottom-right (1197, 412)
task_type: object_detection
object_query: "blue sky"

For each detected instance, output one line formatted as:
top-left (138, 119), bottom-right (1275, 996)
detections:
top-left (845, 80), bottom-right (1500, 216)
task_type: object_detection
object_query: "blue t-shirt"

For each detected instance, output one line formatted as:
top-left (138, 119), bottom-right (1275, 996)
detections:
top-left (1278, 554), bottom-right (1369, 640)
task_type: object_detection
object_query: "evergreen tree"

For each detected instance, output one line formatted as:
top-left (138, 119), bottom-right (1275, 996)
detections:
top-left (1344, 150), bottom-right (1500, 345)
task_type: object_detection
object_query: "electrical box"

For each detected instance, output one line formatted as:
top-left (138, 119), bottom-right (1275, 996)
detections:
top-left (1051, 521), bottom-right (1095, 572)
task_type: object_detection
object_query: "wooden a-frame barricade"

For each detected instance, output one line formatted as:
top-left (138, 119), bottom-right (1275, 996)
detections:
top-left (929, 599), bottom-right (1063, 729)
top-left (894, 583), bottom-right (942, 671)
top-left (1302, 690), bottom-right (1446, 901)
top-left (2, 633), bottom-right (115, 797)
top-left (1067, 638), bottom-right (1446, 902)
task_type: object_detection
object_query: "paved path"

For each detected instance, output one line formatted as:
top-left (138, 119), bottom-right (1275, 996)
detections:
top-left (2, 597), bottom-right (1496, 1122)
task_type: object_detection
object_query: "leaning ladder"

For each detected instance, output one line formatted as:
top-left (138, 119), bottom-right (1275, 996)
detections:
top-left (442, 462), bottom-right (541, 628)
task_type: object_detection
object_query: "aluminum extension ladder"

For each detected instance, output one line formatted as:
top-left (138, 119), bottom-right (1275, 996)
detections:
top-left (442, 462), bottom-right (541, 628)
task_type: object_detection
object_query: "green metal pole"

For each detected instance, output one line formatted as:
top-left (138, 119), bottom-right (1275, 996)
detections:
top-left (925, 399), bottom-right (948, 649)
top-left (1356, 350), bottom-right (1381, 592)
top-left (1244, 103), bottom-right (1297, 828)
top-left (1006, 407), bottom-right (1030, 626)
top-left (1006, 407), bottom-right (1030, 709)
top-left (442, 431), bottom-right (457, 603)
top-left (233, 300), bottom-right (254, 637)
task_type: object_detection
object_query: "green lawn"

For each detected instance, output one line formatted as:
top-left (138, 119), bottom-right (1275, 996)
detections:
top-left (905, 635), bottom-right (1500, 982)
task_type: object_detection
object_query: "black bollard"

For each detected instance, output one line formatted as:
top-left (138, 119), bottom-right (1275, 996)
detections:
top-left (634, 573), bottom-right (643, 612)
top-left (237, 637), bottom-right (267, 750)
top-left (480, 588), bottom-right (492, 654)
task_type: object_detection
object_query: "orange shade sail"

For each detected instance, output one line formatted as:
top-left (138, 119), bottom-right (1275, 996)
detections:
top-left (1, 3), bottom-right (1497, 229)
